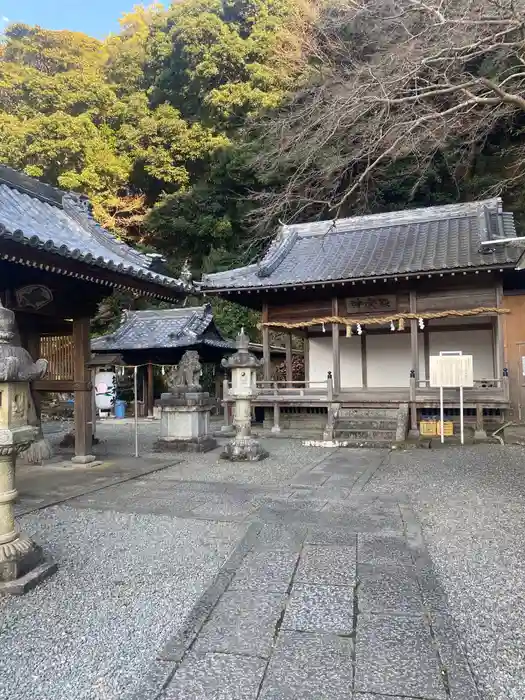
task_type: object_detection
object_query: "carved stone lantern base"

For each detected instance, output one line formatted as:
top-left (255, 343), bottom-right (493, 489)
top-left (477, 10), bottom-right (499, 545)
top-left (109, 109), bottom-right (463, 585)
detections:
top-left (0, 451), bottom-right (57, 596)
top-left (221, 435), bottom-right (268, 462)
top-left (0, 533), bottom-right (58, 595)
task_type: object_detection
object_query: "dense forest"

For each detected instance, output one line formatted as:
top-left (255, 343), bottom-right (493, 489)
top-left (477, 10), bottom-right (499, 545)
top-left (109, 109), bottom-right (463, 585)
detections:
top-left (2, 0), bottom-right (525, 336)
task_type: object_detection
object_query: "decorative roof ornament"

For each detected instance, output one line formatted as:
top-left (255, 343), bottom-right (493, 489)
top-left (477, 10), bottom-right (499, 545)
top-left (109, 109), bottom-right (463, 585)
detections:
top-left (180, 260), bottom-right (192, 289)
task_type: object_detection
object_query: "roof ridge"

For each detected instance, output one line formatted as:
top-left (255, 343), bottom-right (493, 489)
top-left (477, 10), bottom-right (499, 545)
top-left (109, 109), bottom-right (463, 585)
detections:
top-left (0, 164), bottom-right (64, 207)
top-left (289, 199), bottom-right (504, 239)
top-left (133, 305), bottom-right (207, 318)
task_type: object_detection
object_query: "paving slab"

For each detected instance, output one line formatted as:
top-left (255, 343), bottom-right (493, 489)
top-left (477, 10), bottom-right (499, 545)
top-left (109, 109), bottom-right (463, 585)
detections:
top-left (305, 526), bottom-right (357, 546)
top-left (229, 549), bottom-right (300, 593)
top-left (259, 631), bottom-right (353, 700)
top-left (163, 652), bottom-right (266, 700)
top-left (358, 565), bottom-right (423, 614)
top-left (295, 545), bottom-right (356, 586)
top-left (355, 613), bottom-right (447, 699)
top-left (254, 522), bottom-right (307, 550)
top-left (193, 591), bottom-right (285, 658)
top-left (358, 534), bottom-right (414, 569)
top-left (283, 583), bottom-right (354, 633)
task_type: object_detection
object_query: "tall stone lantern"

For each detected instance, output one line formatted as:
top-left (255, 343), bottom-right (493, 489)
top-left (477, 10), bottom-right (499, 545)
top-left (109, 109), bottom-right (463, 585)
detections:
top-left (0, 301), bottom-right (57, 594)
top-left (221, 329), bottom-right (268, 461)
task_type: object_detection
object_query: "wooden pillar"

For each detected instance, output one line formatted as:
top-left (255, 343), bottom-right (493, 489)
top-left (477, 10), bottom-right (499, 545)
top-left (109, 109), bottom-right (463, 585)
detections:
top-left (271, 403), bottom-right (281, 433)
top-left (423, 327), bottom-right (430, 382)
top-left (474, 403), bottom-right (487, 440)
top-left (303, 333), bottom-right (310, 385)
top-left (409, 290), bottom-right (419, 437)
top-left (495, 281), bottom-right (504, 379)
top-left (332, 298), bottom-right (340, 394)
top-left (26, 331), bottom-right (42, 418)
top-left (147, 360), bottom-right (154, 417)
top-left (72, 316), bottom-right (95, 463)
top-left (361, 334), bottom-right (367, 388)
top-left (285, 332), bottom-right (293, 383)
top-left (262, 303), bottom-right (271, 382)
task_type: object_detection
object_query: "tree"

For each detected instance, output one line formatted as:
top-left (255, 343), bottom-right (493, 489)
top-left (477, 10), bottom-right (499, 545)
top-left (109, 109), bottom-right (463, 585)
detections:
top-left (251, 0), bottom-right (525, 227)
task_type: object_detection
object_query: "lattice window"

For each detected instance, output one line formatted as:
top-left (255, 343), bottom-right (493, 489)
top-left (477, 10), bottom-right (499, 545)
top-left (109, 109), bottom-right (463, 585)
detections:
top-left (40, 335), bottom-right (74, 380)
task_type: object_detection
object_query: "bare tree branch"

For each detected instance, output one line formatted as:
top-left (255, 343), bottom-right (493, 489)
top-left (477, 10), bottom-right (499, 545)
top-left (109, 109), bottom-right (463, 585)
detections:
top-left (248, 0), bottom-right (525, 229)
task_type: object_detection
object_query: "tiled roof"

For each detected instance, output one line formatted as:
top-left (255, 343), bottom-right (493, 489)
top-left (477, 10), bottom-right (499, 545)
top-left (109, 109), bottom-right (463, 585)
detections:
top-left (201, 199), bottom-right (520, 290)
top-left (92, 304), bottom-right (235, 352)
top-left (0, 165), bottom-right (186, 295)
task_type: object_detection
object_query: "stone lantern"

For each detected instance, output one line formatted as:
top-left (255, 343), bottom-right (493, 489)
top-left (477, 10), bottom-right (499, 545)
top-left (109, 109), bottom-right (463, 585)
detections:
top-left (221, 329), bottom-right (268, 461)
top-left (0, 301), bottom-right (57, 594)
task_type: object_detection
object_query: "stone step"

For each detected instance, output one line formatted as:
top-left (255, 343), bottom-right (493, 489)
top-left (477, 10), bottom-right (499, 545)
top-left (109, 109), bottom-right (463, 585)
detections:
top-left (338, 407), bottom-right (399, 418)
top-left (334, 428), bottom-right (397, 441)
top-left (335, 438), bottom-right (397, 448)
top-left (336, 419), bottom-right (398, 431)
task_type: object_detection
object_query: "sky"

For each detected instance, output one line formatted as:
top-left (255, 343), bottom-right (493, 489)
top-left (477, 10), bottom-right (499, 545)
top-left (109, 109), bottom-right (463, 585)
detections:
top-left (0, 0), bottom-right (137, 38)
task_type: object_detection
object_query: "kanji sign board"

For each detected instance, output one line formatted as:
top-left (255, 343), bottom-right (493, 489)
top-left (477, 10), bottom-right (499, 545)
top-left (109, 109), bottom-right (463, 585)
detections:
top-left (429, 355), bottom-right (474, 388)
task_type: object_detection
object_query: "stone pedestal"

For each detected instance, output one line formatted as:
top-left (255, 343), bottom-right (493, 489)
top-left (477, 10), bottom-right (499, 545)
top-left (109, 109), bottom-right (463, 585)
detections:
top-left (156, 390), bottom-right (217, 453)
top-left (0, 422), bottom-right (57, 595)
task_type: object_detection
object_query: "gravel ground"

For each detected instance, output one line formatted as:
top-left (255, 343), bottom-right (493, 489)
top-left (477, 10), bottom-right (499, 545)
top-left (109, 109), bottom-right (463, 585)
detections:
top-left (363, 444), bottom-right (525, 700)
top-left (0, 505), bottom-right (243, 700)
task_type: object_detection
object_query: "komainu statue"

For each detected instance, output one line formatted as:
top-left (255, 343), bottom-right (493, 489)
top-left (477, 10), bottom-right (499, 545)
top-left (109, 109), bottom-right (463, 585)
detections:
top-left (166, 351), bottom-right (202, 391)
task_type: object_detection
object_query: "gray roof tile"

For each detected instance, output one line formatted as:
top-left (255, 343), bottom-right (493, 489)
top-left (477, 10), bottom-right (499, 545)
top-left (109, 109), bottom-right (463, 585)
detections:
top-left (92, 304), bottom-right (235, 352)
top-left (0, 165), bottom-right (185, 294)
top-left (201, 199), bottom-right (520, 290)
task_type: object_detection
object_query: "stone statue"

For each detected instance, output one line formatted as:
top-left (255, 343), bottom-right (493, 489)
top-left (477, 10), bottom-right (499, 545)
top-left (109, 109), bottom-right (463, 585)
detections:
top-left (0, 307), bottom-right (47, 383)
top-left (166, 350), bottom-right (202, 391)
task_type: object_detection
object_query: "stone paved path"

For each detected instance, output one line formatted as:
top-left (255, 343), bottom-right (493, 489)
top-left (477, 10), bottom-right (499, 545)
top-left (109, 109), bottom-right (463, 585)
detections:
top-left (2, 439), bottom-right (479, 700)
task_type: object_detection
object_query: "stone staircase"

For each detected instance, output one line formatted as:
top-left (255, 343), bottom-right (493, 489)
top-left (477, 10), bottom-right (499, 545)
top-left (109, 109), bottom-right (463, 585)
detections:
top-left (333, 406), bottom-right (406, 446)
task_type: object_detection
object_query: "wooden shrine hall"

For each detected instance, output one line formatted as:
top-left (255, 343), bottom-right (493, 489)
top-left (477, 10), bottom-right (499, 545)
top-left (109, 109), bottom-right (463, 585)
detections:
top-left (0, 165), bottom-right (187, 463)
top-left (201, 199), bottom-right (525, 440)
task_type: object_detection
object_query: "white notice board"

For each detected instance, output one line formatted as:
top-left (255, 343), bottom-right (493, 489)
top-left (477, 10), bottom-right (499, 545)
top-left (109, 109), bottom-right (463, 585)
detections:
top-left (429, 355), bottom-right (474, 388)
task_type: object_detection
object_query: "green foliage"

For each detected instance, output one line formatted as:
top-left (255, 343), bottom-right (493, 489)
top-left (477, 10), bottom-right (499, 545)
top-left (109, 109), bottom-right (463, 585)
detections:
top-left (10, 0), bottom-right (524, 339)
top-left (210, 297), bottom-right (260, 341)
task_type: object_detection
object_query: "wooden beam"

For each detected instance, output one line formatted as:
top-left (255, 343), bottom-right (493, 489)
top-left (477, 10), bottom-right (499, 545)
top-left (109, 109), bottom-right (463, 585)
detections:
top-left (34, 379), bottom-right (75, 392)
top-left (361, 333), bottom-right (367, 388)
top-left (262, 303), bottom-right (271, 381)
top-left (285, 332), bottom-right (293, 382)
top-left (332, 298), bottom-right (340, 393)
top-left (72, 316), bottom-right (94, 461)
